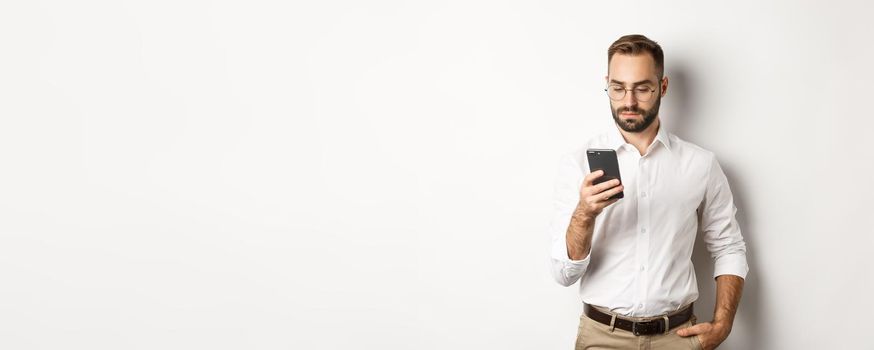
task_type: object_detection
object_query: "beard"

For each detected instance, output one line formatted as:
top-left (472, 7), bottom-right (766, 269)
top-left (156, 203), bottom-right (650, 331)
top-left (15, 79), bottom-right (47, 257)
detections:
top-left (611, 95), bottom-right (660, 133)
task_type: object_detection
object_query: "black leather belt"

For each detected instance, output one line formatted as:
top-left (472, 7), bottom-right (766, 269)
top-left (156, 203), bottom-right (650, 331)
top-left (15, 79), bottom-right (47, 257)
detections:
top-left (583, 303), bottom-right (694, 336)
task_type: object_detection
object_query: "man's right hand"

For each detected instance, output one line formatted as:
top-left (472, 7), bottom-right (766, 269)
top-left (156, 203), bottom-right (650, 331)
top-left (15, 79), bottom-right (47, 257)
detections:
top-left (565, 170), bottom-right (624, 261)
top-left (575, 170), bottom-right (624, 220)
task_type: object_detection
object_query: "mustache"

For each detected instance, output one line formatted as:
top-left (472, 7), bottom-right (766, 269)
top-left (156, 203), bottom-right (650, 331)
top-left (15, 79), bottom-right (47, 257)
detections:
top-left (618, 107), bottom-right (646, 114)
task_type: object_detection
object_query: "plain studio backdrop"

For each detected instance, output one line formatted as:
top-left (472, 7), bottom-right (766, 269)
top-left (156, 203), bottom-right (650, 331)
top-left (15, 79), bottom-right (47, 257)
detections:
top-left (1, 0), bottom-right (873, 349)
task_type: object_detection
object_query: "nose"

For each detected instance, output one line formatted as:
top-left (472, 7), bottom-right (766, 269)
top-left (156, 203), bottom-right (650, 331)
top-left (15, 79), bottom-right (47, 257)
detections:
top-left (622, 91), bottom-right (638, 108)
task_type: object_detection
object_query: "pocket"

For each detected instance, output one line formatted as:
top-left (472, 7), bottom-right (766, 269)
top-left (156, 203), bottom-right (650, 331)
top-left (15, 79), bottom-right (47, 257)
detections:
top-left (684, 315), bottom-right (701, 350)
top-left (575, 314), bottom-right (588, 350)
top-left (691, 335), bottom-right (703, 350)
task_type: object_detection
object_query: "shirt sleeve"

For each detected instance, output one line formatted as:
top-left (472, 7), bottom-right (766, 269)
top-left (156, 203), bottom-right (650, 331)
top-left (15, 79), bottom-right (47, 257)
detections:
top-left (548, 153), bottom-right (591, 287)
top-left (699, 155), bottom-right (750, 280)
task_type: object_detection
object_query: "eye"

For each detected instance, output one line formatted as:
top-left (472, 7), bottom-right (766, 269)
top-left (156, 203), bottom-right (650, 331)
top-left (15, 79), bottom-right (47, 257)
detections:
top-left (635, 87), bottom-right (652, 93)
top-left (609, 86), bottom-right (624, 92)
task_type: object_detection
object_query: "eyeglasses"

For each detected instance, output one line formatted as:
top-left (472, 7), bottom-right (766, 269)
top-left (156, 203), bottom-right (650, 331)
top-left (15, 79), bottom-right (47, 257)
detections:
top-left (604, 84), bottom-right (658, 102)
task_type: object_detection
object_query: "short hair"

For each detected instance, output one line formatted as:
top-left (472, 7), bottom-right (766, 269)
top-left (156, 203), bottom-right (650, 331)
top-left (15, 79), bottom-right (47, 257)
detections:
top-left (607, 34), bottom-right (664, 80)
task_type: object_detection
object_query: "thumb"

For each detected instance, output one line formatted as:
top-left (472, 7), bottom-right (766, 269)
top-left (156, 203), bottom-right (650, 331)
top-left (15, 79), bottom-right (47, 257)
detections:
top-left (676, 323), bottom-right (706, 337)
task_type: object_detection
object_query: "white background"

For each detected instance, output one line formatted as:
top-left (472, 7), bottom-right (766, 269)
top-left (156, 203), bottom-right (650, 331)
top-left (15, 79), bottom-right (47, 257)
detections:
top-left (1, 1), bottom-right (872, 349)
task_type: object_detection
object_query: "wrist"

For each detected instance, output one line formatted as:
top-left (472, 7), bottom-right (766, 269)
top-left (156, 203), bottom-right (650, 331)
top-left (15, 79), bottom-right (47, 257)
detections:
top-left (711, 319), bottom-right (733, 335)
top-left (572, 207), bottom-right (595, 222)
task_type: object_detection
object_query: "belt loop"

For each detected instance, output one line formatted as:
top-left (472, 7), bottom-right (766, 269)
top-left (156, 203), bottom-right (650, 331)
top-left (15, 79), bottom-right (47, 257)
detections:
top-left (662, 315), bottom-right (670, 335)
top-left (609, 314), bottom-right (616, 332)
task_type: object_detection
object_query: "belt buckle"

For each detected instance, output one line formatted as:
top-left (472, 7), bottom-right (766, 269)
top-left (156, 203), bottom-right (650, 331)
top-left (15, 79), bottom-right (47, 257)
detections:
top-left (631, 320), bottom-right (662, 336)
top-left (632, 321), bottom-right (642, 336)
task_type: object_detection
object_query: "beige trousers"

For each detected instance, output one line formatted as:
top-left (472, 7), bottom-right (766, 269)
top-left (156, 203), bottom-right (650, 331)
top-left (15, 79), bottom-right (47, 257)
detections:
top-left (575, 310), bottom-right (703, 350)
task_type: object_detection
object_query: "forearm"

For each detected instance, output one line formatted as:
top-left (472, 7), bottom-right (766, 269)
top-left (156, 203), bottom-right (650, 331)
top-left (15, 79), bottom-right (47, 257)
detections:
top-left (566, 207), bottom-right (595, 260)
top-left (713, 274), bottom-right (744, 328)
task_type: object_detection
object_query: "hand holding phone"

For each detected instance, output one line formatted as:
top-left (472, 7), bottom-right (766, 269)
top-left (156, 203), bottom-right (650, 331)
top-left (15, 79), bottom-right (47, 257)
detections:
top-left (574, 149), bottom-right (624, 219)
top-left (586, 149), bottom-right (624, 200)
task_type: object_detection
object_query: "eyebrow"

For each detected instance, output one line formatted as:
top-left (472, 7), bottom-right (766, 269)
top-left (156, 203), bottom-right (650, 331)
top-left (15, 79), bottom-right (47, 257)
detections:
top-left (609, 79), bottom-right (656, 86)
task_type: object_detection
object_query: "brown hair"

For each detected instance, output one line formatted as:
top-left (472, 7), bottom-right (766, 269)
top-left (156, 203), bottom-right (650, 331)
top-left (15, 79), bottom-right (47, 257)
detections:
top-left (607, 34), bottom-right (664, 80)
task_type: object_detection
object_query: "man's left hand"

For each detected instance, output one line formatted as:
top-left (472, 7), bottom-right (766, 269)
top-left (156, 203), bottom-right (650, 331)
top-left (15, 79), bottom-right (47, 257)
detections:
top-left (676, 320), bottom-right (731, 350)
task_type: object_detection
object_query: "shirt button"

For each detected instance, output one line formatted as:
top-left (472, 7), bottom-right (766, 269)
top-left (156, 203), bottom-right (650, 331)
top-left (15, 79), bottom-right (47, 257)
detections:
top-left (641, 228), bottom-right (647, 233)
top-left (641, 192), bottom-right (647, 198)
top-left (638, 303), bottom-right (644, 309)
top-left (640, 265), bottom-right (646, 271)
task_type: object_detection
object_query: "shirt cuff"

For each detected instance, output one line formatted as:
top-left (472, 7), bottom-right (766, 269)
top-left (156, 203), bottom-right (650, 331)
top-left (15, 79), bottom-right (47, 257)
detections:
top-left (552, 236), bottom-right (591, 266)
top-left (713, 253), bottom-right (749, 280)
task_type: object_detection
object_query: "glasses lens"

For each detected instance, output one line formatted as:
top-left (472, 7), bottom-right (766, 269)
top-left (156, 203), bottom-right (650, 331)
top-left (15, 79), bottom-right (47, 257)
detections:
top-left (633, 87), bottom-right (654, 102)
top-left (607, 86), bottom-right (625, 101)
top-left (606, 86), bottom-right (657, 101)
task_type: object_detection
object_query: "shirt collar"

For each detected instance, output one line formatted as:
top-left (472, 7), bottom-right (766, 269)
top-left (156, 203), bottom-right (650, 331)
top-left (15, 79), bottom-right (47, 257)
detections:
top-left (607, 122), bottom-right (673, 153)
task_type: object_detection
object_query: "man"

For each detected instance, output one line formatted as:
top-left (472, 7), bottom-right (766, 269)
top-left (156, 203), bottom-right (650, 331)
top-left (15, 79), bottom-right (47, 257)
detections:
top-left (549, 34), bottom-right (748, 350)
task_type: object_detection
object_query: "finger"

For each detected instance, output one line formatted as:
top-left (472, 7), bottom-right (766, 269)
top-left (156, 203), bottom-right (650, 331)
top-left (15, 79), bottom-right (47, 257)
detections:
top-left (603, 197), bottom-right (620, 207)
top-left (676, 323), bottom-right (707, 337)
top-left (590, 178), bottom-right (621, 194)
top-left (582, 170), bottom-right (604, 187)
top-left (608, 184), bottom-right (625, 196)
top-left (590, 186), bottom-right (623, 208)
top-left (597, 184), bottom-right (624, 200)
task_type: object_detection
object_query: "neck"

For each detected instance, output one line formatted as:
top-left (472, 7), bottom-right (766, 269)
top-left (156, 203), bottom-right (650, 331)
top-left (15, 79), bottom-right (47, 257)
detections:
top-left (618, 117), bottom-right (661, 156)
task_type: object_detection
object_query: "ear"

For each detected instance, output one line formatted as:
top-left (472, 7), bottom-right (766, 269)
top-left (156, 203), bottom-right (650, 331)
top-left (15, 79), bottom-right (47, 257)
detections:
top-left (660, 76), bottom-right (669, 96)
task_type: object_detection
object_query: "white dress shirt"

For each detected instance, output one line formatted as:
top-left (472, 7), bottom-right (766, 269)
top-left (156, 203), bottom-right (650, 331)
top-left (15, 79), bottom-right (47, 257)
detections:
top-left (549, 124), bottom-right (749, 317)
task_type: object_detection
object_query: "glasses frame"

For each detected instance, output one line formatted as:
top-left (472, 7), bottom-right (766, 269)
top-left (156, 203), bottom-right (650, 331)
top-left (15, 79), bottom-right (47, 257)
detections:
top-left (604, 80), bottom-right (662, 102)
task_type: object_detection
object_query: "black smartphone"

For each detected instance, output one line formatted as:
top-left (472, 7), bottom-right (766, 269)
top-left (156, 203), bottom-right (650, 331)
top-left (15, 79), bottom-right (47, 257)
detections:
top-left (586, 149), bottom-right (624, 199)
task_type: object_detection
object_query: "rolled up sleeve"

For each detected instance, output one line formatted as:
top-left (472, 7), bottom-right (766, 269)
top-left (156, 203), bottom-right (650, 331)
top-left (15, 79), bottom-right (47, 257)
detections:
top-left (548, 153), bottom-right (591, 287)
top-left (699, 155), bottom-right (750, 280)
